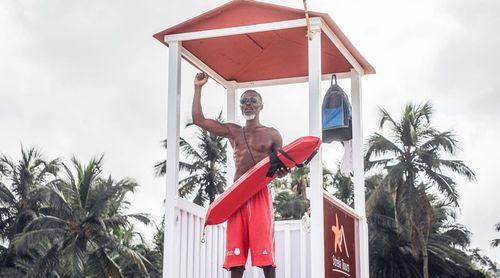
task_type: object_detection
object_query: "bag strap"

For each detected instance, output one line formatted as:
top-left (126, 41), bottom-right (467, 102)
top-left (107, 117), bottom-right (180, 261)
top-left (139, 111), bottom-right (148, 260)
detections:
top-left (331, 74), bottom-right (337, 86)
top-left (242, 127), bottom-right (257, 165)
top-left (266, 148), bottom-right (319, 177)
top-left (277, 149), bottom-right (318, 168)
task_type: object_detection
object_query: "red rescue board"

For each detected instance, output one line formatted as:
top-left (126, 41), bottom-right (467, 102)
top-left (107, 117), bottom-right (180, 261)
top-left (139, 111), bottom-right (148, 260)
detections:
top-left (204, 136), bottom-right (321, 226)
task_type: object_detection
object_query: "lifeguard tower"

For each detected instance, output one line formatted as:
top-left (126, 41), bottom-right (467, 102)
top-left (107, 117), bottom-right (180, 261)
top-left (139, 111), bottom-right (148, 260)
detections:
top-left (154, 1), bottom-right (375, 277)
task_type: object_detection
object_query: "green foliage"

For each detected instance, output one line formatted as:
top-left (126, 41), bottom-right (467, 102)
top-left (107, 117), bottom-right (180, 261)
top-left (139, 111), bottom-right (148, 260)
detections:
top-left (155, 113), bottom-right (227, 206)
top-left (329, 165), bottom-right (354, 207)
top-left (492, 222), bottom-right (500, 248)
top-left (366, 180), bottom-right (488, 277)
top-left (0, 147), bottom-right (157, 277)
top-left (365, 102), bottom-right (477, 278)
top-left (273, 189), bottom-right (309, 220)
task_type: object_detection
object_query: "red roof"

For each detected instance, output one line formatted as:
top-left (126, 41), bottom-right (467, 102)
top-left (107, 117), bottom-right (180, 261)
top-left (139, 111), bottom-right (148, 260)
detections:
top-left (154, 0), bottom-right (375, 83)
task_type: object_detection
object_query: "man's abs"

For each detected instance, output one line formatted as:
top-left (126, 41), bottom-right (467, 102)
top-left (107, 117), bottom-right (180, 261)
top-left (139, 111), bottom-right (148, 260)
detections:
top-left (231, 127), bottom-right (276, 181)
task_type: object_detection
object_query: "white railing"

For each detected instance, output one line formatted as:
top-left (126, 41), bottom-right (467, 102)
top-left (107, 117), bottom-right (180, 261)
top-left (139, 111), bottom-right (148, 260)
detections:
top-left (175, 197), bottom-right (229, 278)
top-left (175, 197), bottom-right (311, 278)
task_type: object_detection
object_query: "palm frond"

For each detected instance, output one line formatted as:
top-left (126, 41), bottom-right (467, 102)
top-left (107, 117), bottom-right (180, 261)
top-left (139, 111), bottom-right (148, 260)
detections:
top-left (113, 242), bottom-right (151, 277)
top-left (87, 183), bottom-right (122, 218)
top-left (419, 131), bottom-right (458, 155)
top-left (25, 241), bottom-right (62, 278)
top-left (491, 239), bottom-right (500, 248)
top-left (365, 158), bottom-right (394, 171)
top-left (436, 159), bottom-right (476, 182)
top-left (413, 101), bottom-right (433, 127)
top-left (60, 162), bottom-right (81, 210)
top-left (126, 213), bottom-right (152, 226)
top-left (28, 183), bottom-right (72, 218)
top-left (424, 169), bottom-right (459, 207)
top-left (77, 156), bottom-right (104, 210)
top-left (365, 133), bottom-right (403, 164)
top-left (23, 215), bottom-right (68, 232)
top-left (0, 182), bottom-right (17, 206)
top-left (103, 216), bottom-right (128, 230)
top-left (153, 160), bottom-right (194, 177)
top-left (378, 107), bottom-right (401, 132)
top-left (86, 248), bottom-right (124, 278)
top-left (178, 175), bottom-right (202, 198)
top-left (12, 228), bottom-right (66, 253)
top-left (33, 158), bottom-right (61, 184)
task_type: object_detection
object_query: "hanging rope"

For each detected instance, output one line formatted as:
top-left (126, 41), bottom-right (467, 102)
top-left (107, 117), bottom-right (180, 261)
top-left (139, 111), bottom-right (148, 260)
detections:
top-left (302, 0), bottom-right (313, 40)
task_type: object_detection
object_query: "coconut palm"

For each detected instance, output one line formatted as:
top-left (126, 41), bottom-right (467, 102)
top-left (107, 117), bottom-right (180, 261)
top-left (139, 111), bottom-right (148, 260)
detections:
top-left (113, 225), bottom-right (161, 278)
top-left (273, 189), bottom-right (309, 220)
top-left (366, 176), bottom-right (420, 278)
top-left (9, 156), bottom-right (155, 277)
top-left (468, 248), bottom-right (499, 275)
top-left (492, 222), bottom-right (500, 248)
top-left (155, 113), bottom-right (227, 206)
top-left (366, 176), bottom-right (484, 277)
top-left (365, 102), bottom-right (477, 278)
top-left (426, 199), bottom-right (485, 277)
top-left (0, 147), bottom-right (60, 270)
top-left (329, 166), bottom-right (354, 207)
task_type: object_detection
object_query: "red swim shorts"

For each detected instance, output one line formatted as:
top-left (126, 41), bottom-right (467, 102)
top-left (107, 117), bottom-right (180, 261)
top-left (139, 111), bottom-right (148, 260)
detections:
top-left (223, 186), bottom-right (276, 270)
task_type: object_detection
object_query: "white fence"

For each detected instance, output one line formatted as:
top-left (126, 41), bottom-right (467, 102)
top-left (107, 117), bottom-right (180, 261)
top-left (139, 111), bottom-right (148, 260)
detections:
top-left (174, 197), bottom-right (311, 278)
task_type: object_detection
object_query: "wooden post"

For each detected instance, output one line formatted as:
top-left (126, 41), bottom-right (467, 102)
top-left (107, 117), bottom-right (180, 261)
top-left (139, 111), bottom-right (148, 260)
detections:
top-left (226, 86), bottom-right (237, 184)
top-left (163, 41), bottom-right (182, 278)
top-left (307, 18), bottom-right (325, 278)
top-left (351, 68), bottom-right (369, 277)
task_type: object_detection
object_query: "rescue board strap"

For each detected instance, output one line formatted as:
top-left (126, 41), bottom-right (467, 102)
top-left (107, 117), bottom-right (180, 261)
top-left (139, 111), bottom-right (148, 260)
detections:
top-left (266, 148), bottom-right (319, 177)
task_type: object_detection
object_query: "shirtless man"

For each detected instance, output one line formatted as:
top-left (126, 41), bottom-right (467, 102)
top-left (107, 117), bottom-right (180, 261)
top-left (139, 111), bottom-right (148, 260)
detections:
top-left (192, 72), bottom-right (283, 278)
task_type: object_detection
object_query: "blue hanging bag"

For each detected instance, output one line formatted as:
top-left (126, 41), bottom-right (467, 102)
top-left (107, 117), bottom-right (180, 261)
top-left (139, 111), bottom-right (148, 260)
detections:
top-left (322, 75), bottom-right (352, 143)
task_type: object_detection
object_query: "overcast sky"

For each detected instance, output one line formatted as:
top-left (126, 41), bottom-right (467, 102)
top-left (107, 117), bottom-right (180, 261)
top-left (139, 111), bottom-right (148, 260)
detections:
top-left (1, 0), bottom-right (499, 263)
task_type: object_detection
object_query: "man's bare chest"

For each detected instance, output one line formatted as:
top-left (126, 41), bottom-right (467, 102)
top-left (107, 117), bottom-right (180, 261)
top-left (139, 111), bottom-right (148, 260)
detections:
top-left (234, 128), bottom-right (274, 154)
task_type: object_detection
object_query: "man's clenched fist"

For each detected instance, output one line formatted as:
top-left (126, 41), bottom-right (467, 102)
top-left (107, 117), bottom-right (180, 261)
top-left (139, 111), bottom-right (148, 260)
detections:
top-left (194, 72), bottom-right (208, 87)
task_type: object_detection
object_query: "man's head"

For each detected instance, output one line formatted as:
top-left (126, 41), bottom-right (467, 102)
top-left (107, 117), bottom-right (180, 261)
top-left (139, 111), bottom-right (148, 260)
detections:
top-left (240, 90), bottom-right (263, 121)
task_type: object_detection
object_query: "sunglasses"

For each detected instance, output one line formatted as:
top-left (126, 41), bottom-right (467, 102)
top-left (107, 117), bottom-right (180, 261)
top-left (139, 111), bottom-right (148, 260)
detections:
top-left (240, 97), bottom-right (260, 104)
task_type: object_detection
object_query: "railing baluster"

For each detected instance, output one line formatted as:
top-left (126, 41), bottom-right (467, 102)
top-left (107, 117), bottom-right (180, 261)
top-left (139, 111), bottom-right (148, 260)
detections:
top-left (179, 210), bottom-right (187, 278)
top-left (200, 221), bottom-right (207, 278)
top-left (187, 213), bottom-right (194, 278)
top-left (284, 224), bottom-right (291, 278)
top-left (212, 226), bottom-right (218, 278)
top-left (194, 216), bottom-right (201, 277)
top-left (300, 223), bottom-right (307, 278)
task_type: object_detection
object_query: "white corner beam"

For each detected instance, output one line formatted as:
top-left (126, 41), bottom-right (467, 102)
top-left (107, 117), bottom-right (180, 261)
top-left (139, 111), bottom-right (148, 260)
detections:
top-left (163, 41), bottom-right (182, 278)
top-left (180, 47), bottom-right (230, 88)
top-left (236, 72), bottom-right (351, 89)
top-left (307, 18), bottom-right (326, 278)
top-left (164, 18), bottom-right (311, 42)
top-left (318, 17), bottom-right (364, 76)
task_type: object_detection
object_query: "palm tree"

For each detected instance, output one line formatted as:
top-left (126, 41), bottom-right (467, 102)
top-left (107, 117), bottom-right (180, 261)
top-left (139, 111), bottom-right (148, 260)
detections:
top-left (269, 163), bottom-right (335, 220)
top-left (426, 199), bottom-right (485, 277)
top-left (273, 189), bottom-right (309, 220)
top-left (329, 166), bottom-right (354, 207)
top-left (155, 113), bottom-right (227, 206)
top-left (492, 222), bottom-right (500, 248)
top-left (366, 176), bottom-right (484, 277)
top-left (468, 248), bottom-right (499, 275)
top-left (10, 156), bottom-right (155, 277)
top-left (366, 175), bottom-right (421, 278)
top-left (113, 225), bottom-right (161, 278)
top-left (365, 102), bottom-right (477, 278)
top-left (0, 147), bottom-right (60, 270)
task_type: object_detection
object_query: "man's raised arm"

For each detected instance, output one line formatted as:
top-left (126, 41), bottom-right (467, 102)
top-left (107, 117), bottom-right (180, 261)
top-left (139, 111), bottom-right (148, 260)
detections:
top-left (192, 72), bottom-right (233, 138)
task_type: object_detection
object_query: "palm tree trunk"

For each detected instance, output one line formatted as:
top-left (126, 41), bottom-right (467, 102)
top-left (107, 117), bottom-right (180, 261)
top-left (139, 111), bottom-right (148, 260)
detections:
top-left (422, 244), bottom-right (429, 278)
